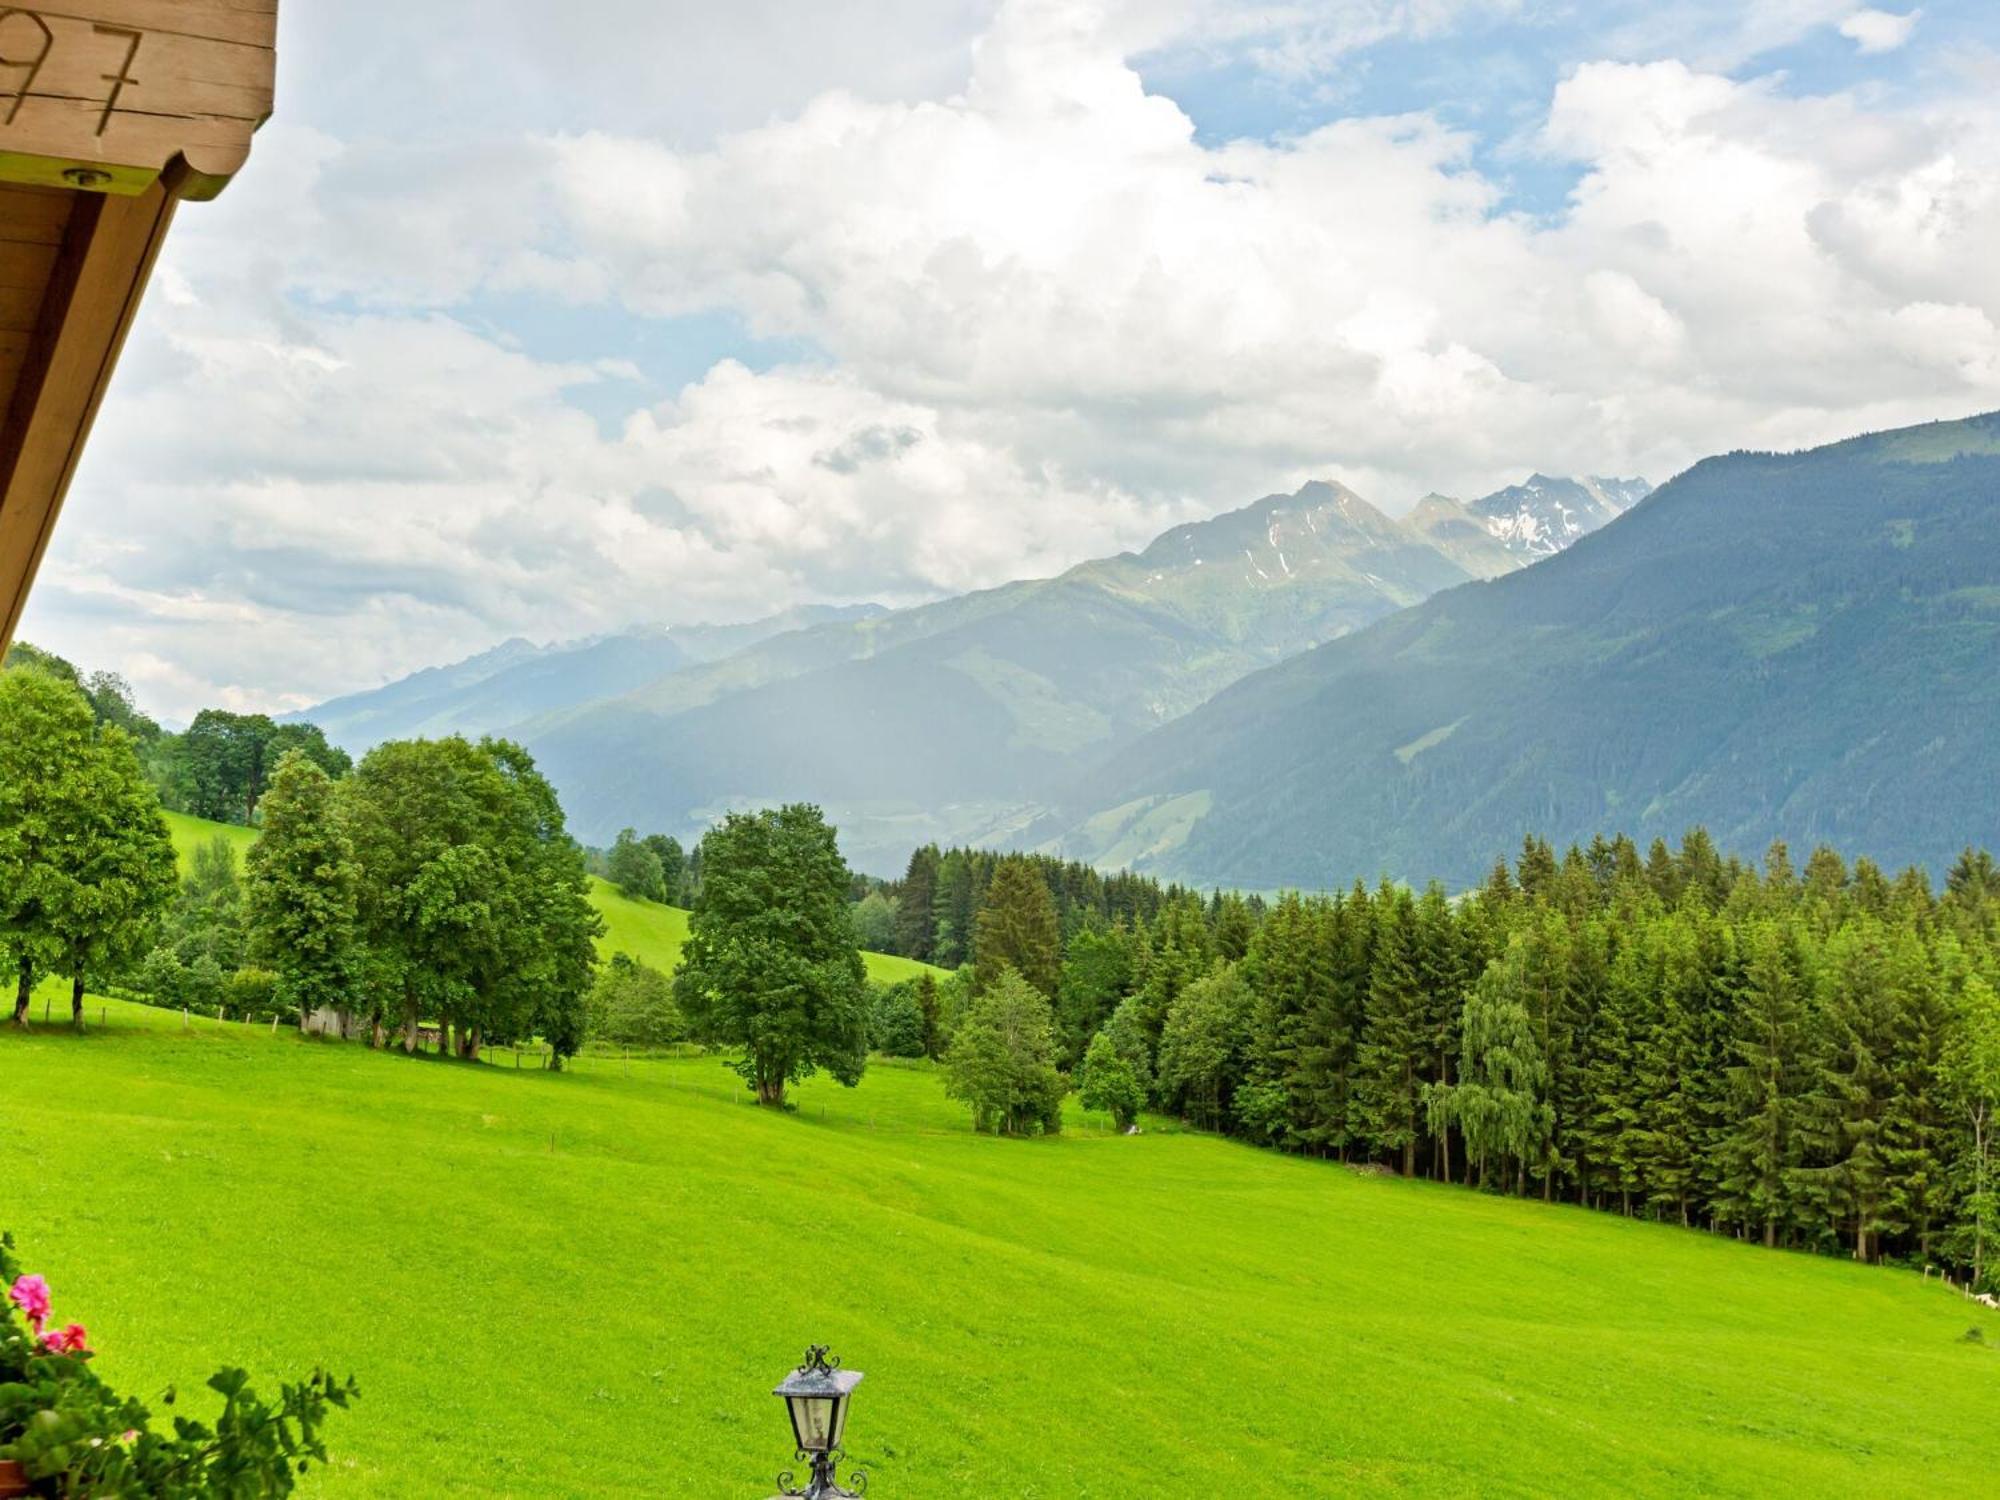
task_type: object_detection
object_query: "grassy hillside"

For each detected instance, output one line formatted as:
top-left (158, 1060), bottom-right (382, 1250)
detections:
top-left (162, 810), bottom-right (939, 985)
top-left (2, 1010), bottom-right (1995, 1496)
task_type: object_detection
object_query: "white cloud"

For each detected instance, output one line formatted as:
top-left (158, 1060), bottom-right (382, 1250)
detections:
top-left (1840, 8), bottom-right (1922, 54)
top-left (22, 0), bottom-right (2000, 721)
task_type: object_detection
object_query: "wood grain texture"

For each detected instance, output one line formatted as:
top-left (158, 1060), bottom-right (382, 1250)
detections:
top-left (0, 182), bottom-right (68, 420)
top-left (0, 2), bottom-right (275, 197)
top-left (0, 177), bottom-right (177, 648)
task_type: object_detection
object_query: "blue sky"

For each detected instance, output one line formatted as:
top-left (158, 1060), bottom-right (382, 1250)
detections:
top-left (22, 0), bottom-right (2000, 719)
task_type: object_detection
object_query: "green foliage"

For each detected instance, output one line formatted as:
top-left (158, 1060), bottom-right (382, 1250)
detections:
top-left (867, 981), bottom-right (928, 1058)
top-left (607, 828), bottom-right (666, 902)
top-left (1156, 964), bottom-right (1250, 1129)
top-left (0, 665), bottom-right (176, 1027)
top-left (0, 1232), bottom-right (356, 1495)
top-left (169, 711), bottom-right (349, 827)
top-left (340, 737), bottom-right (601, 1060)
top-left (1054, 921), bottom-right (1133, 1069)
top-left (1076, 1031), bottom-right (1143, 1129)
top-left (942, 968), bottom-right (1066, 1135)
top-left (673, 804), bottom-right (867, 1106)
top-left (585, 953), bottom-right (681, 1048)
top-left (1427, 952), bottom-right (1553, 1191)
top-left (223, 966), bottom-right (280, 1022)
top-left (972, 858), bottom-right (1062, 998)
top-left (244, 751), bottom-right (357, 1023)
top-left (851, 889), bottom-right (899, 955)
top-left (1944, 974), bottom-right (2000, 1289)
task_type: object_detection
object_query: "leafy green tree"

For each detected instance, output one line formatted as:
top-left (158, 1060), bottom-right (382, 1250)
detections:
top-left (0, 667), bottom-right (173, 1027)
top-left (52, 718), bottom-right (177, 1024)
top-left (341, 736), bottom-right (598, 1063)
top-left (484, 740), bottom-right (601, 1064)
top-left (225, 965), bottom-right (281, 1021)
top-left (608, 828), bottom-right (665, 902)
top-left (642, 833), bottom-right (686, 903)
top-left (1055, 920), bottom-right (1133, 1068)
top-left (587, 953), bottom-right (681, 1047)
top-left (851, 889), bottom-right (899, 953)
top-left (140, 946), bottom-right (187, 1008)
top-left (866, 980), bottom-right (928, 1057)
top-left (972, 857), bottom-right (1062, 998)
top-left (942, 968), bottom-right (1065, 1135)
top-left (1945, 973), bottom-right (2000, 1288)
top-left (674, 804), bottom-right (867, 1105)
top-left (913, 971), bottom-right (944, 1060)
top-left (1077, 1031), bottom-right (1144, 1130)
top-left (1427, 960), bottom-right (1552, 1192)
top-left (1, 668), bottom-right (96, 1024)
top-left (1157, 965), bottom-right (1250, 1130)
top-left (187, 952), bottom-right (226, 1015)
top-left (170, 837), bottom-right (246, 974)
top-left (245, 750), bottom-right (357, 1024)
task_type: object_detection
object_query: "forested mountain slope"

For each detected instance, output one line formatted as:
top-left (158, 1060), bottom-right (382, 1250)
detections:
top-left (523, 481), bottom-right (1481, 868)
top-left (1041, 413), bottom-right (2000, 889)
top-left (294, 604), bottom-right (884, 751)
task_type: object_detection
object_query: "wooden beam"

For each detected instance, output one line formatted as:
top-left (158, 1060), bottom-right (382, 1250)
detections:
top-left (0, 3), bottom-right (278, 656)
top-left (0, 172), bottom-right (175, 649)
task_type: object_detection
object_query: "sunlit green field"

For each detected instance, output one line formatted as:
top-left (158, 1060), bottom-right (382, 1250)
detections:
top-left (160, 810), bottom-right (938, 986)
top-left (2, 1003), bottom-right (1996, 1498)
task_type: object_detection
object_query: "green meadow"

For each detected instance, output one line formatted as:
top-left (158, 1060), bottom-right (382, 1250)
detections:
top-left (160, 810), bottom-right (937, 987)
top-left (2, 810), bottom-right (1984, 1496)
top-left (2, 1000), bottom-right (1996, 1497)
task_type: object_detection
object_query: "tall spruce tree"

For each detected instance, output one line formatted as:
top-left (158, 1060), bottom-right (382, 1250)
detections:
top-left (973, 857), bottom-right (1063, 998)
top-left (1356, 885), bottom-right (1428, 1174)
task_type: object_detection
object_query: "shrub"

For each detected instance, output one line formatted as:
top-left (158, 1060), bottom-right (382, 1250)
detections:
top-left (1076, 1032), bottom-right (1144, 1130)
top-left (224, 966), bottom-right (280, 1022)
top-left (867, 982), bottom-right (927, 1057)
top-left (0, 1233), bottom-right (356, 1496)
top-left (585, 953), bottom-right (681, 1048)
top-left (942, 968), bottom-right (1066, 1136)
top-left (138, 947), bottom-right (186, 1010)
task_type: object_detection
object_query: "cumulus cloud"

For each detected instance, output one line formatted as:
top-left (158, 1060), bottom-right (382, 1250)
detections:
top-left (1840, 8), bottom-right (1922, 54)
top-left (23, 0), bottom-right (2000, 720)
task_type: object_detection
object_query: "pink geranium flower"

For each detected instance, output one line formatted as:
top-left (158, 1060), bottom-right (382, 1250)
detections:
top-left (7, 1273), bottom-right (51, 1333)
top-left (40, 1322), bottom-right (90, 1355)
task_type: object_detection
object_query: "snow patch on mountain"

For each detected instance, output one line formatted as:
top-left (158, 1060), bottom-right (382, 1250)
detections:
top-left (1469, 474), bottom-right (1653, 560)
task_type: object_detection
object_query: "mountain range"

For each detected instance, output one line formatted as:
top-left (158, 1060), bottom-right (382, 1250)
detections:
top-left (291, 604), bottom-right (885, 750)
top-left (1037, 413), bottom-right (2000, 888)
top-left (298, 470), bottom-right (1647, 872)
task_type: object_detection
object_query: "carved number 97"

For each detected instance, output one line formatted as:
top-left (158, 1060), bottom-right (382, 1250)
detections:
top-left (0, 9), bottom-right (144, 136)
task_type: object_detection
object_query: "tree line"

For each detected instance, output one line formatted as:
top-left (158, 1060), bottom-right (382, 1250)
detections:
top-left (929, 832), bottom-right (2000, 1290)
top-left (2, 642), bottom-right (349, 827)
top-left (0, 657), bottom-right (600, 1063)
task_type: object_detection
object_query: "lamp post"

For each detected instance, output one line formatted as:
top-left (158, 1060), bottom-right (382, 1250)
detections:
top-left (771, 1345), bottom-right (867, 1498)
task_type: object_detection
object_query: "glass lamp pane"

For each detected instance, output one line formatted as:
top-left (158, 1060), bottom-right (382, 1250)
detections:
top-left (828, 1393), bottom-right (851, 1448)
top-left (790, 1395), bottom-right (834, 1451)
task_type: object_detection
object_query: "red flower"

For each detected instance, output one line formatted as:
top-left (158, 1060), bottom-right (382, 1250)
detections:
top-left (39, 1322), bottom-right (90, 1355)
